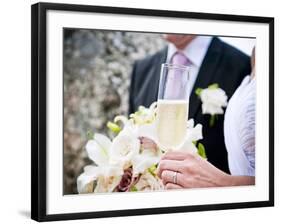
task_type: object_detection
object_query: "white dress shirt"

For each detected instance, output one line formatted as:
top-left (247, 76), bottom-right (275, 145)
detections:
top-left (166, 36), bottom-right (213, 97)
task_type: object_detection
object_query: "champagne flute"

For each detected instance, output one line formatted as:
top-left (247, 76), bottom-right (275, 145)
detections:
top-left (156, 63), bottom-right (190, 151)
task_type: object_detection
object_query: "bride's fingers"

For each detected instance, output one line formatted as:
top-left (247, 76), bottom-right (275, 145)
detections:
top-left (165, 183), bottom-right (182, 190)
top-left (157, 160), bottom-right (183, 177)
top-left (162, 151), bottom-right (193, 161)
top-left (161, 170), bottom-right (185, 187)
top-left (139, 137), bottom-right (157, 149)
top-left (141, 141), bottom-right (157, 149)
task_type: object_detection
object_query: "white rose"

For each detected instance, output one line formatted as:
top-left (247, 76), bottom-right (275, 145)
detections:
top-left (134, 170), bottom-right (164, 191)
top-left (200, 88), bottom-right (228, 115)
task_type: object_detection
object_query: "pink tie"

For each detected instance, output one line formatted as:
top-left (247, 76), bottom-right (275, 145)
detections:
top-left (172, 52), bottom-right (190, 66)
top-left (164, 52), bottom-right (191, 99)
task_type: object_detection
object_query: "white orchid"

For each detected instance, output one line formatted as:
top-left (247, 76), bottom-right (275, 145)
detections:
top-left (109, 108), bottom-right (161, 173)
top-left (131, 147), bottom-right (162, 175)
top-left (175, 119), bottom-right (203, 153)
top-left (130, 103), bottom-right (203, 155)
top-left (130, 102), bottom-right (157, 125)
top-left (110, 126), bottom-right (140, 169)
top-left (185, 119), bottom-right (203, 143)
top-left (160, 119), bottom-right (203, 153)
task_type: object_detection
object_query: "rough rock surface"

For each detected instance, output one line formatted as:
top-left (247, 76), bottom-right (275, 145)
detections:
top-left (63, 29), bottom-right (166, 194)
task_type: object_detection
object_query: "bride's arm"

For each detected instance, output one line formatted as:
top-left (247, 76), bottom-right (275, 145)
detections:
top-left (223, 175), bottom-right (255, 186)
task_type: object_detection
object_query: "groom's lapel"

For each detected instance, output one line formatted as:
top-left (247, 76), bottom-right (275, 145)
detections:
top-left (189, 37), bottom-right (223, 119)
top-left (150, 47), bottom-right (168, 102)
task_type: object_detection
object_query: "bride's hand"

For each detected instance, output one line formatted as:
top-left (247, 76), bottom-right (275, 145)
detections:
top-left (139, 137), bottom-right (157, 150)
top-left (157, 151), bottom-right (230, 189)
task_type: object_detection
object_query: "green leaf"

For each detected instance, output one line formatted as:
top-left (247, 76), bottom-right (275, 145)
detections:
top-left (130, 185), bottom-right (138, 192)
top-left (195, 88), bottom-right (203, 96)
top-left (86, 130), bottom-right (94, 140)
top-left (208, 83), bottom-right (219, 89)
top-left (197, 143), bottom-right (207, 159)
top-left (209, 115), bottom-right (216, 127)
top-left (148, 164), bottom-right (157, 176)
top-left (209, 115), bottom-right (215, 127)
top-left (107, 121), bottom-right (121, 133)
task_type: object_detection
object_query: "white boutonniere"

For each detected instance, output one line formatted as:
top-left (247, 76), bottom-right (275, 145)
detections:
top-left (195, 83), bottom-right (228, 127)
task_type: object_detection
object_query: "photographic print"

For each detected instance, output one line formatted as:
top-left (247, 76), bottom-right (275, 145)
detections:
top-left (63, 29), bottom-right (256, 195)
top-left (31, 2), bottom-right (274, 221)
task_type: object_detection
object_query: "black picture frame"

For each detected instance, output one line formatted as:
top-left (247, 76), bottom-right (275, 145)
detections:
top-left (31, 2), bottom-right (274, 222)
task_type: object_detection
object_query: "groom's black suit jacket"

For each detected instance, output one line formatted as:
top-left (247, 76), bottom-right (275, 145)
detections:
top-left (129, 37), bottom-right (251, 173)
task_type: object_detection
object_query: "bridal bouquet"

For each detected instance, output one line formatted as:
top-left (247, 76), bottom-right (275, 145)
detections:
top-left (77, 102), bottom-right (205, 194)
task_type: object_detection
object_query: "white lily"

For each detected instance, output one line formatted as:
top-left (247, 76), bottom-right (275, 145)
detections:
top-left (77, 165), bottom-right (100, 193)
top-left (85, 133), bottom-right (111, 166)
top-left (77, 133), bottom-right (124, 193)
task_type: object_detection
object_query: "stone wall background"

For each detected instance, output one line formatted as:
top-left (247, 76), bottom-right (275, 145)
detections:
top-left (63, 29), bottom-right (166, 194)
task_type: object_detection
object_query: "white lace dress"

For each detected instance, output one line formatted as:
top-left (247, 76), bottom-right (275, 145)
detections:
top-left (224, 75), bottom-right (255, 176)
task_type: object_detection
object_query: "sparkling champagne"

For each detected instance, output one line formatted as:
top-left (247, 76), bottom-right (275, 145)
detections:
top-left (156, 99), bottom-right (188, 150)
